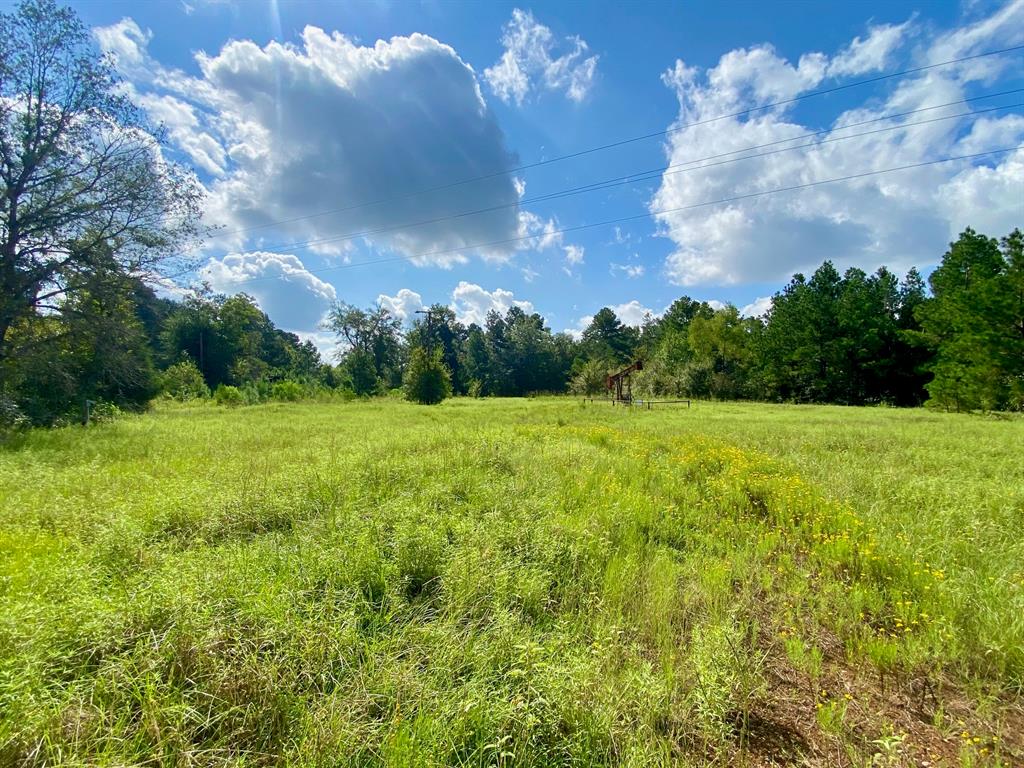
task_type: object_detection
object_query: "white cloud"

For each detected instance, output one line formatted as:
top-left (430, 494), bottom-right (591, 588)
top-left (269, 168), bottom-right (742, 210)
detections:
top-left (377, 288), bottom-right (425, 322)
top-left (612, 300), bottom-right (659, 326)
top-left (827, 21), bottom-right (911, 77)
top-left (927, 0), bottom-right (1024, 64)
top-left (295, 330), bottom-right (343, 361)
top-left (200, 251), bottom-right (337, 330)
top-left (450, 281), bottom-right (534, 326)
top-left (136, 92), bottom-right (226, 175)
top-left (517, 211), bottom-right (586, 271)
top-left (573, 300), bottom-right (661, 336)
top-left (652, 4), bottom-right (1024, 287)
top-left (485, 9), bottom-right (598, 105)
top-left (610, 226), bottom-right (636, 246)
top-left (740, 296), bottom-right (773, 318)
top-left (611, 262), bottom-right (645, 278)
top-left (93, 18), bottom-right (152, 78)
top-left (96, 22), bottom-right (528, 267)
top-left (518, 210), bottom-right (564, 251)
top-left (146, 274), bottom-right (192, 301)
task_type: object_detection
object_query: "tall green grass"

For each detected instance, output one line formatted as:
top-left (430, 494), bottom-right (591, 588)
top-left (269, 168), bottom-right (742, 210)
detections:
top-left (0, 399), bottom-right (1021, 766)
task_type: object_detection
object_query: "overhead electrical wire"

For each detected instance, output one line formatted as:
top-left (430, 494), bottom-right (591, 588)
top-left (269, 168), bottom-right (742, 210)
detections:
top-left (223, 146), bottom-right (1020, 288)
top-left (215, 43), bottom-right (1024, 239)
top-left (237, 97), bottom-right (1022, 256)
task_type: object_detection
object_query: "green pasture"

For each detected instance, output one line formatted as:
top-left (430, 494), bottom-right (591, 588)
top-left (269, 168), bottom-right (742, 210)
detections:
top-left (1, 399), bottom-right (1021, 766)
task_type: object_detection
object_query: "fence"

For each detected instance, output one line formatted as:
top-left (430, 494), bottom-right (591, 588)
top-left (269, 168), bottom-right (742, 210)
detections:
top-left (582, 397), bottom-right (691, 409)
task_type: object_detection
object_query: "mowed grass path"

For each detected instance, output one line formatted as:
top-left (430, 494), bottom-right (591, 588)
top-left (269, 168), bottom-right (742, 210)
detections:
top-left (1, 399), bottom-right (1022, 766)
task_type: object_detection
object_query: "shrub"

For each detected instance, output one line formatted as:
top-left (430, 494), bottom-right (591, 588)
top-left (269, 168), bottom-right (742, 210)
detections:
top-left (0, 394), bottom-right (28, 437)
top-left (403, 347), bottom-right (451, 405)
top-left (271, 380), bottom-right (303, 402)
top-left (160, 360), bottom-right (210, 401)
top-left (87, 401), bottom-right (123, 424)
top-left (214, 385), bottom-right (244, 407)
top-left (569, 359), bottom-right (609, 396)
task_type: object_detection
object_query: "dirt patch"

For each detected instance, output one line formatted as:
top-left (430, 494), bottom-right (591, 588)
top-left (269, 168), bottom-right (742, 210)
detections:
top-left (732, 626), bottom-right (1024, 767)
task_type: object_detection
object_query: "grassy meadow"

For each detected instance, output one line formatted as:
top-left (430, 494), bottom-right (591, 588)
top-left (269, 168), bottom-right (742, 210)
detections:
top-left (1, 398), bottom-right (1022, 766)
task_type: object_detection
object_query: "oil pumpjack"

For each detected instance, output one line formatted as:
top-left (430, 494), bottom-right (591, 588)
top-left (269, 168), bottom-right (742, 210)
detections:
top-left (606, 360), bottom-right (643, 404)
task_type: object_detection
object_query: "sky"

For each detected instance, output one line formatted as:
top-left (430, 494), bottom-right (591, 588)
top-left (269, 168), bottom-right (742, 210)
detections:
top-left (57, 0), bottom-right (1024, 354)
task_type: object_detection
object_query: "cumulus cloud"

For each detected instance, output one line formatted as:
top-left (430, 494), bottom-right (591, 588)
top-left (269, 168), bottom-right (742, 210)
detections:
top-left (740, 296), bottom-right (773, 318)
top-left (651, 3), bottom-right (1024, 286)
top-left (295, 330), bottom-right (344, 361)
top-left (485, 9), bottom-right (598, 105)
top-left (136, 92), bottom-right (227, 175)
top-left (377, 288), bottom-right (426, 322)
top-left (200, 251), bottom-right (337, 330)
top-left (611, 300), bottom-right (660, 326)
top-left (572, 300), bottom-right (661, 337)
top-left (95, 21), bottom-right (527, 267)
top-left (450, 281), bottom-right (534, 326)
top-left (94, 17), bottom-right (153, 77)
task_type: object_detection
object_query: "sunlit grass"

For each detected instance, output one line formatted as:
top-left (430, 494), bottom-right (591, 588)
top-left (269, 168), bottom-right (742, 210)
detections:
top-left (1, 398), bottom-right (1021, 765)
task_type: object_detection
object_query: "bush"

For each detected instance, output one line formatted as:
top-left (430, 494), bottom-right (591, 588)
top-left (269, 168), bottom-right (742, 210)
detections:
top-left (0, 394), bottom-right (28, 437)
top-left (214, 385), bottom-right (244, 407)
top-left (403, 347), bottom-right (451, 405)
top-left (160, 360), bottom-right (210, 401)
top-left (271, 380), bottom-right (303, 402)
top-left (87, 401), bottom-right (123, 424)
top-left (569, 359), bottom-right (609, 396)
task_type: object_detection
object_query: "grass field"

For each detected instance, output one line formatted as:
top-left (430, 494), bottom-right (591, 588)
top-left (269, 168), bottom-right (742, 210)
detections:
top-left (1, 398), bottom-right (1022, 766)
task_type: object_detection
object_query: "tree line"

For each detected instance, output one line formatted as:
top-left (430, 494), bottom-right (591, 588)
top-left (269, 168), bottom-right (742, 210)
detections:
top-left (3, 223), bottom-right (1020, 424)
top-left (624, 227), bottom-right (1021, 412)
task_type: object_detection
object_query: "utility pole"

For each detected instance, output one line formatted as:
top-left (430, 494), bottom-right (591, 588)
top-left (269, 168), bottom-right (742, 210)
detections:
top-left (414, 308), bottom-right (440, 353)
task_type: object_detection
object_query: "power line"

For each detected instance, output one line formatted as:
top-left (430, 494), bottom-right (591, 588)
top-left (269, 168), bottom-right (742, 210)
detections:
top-left (215, 43), bottom-right (1024, 239)
top-left (220, 99), bottom-right (1023, 256)
top-left (223, 146), bottom-right (1019, 288)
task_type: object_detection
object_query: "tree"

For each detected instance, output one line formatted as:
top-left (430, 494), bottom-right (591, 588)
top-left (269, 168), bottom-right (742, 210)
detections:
top-left (160, 359), bottom-right (209, 401)
top-left (463, 325), bottom-right (492, 395)
top-left (890, 268), bottom-right (932, 406)
top-left (344, 348), bottom-right (379, 396)
top-left (327, 302), bottom-right (403, 389)
top-left (997, 229), bottom-right (1024, 409)
top-left (917, 228), bottom-right (1010, 410)
top-left (4, 253), bottom-right (160, 423)
top-left (406, 305), bottom-right (467, 393)
top-left (570, 358), bottom-right (609, 395)
top-left (404, 346), bottom-right (451, 405)
top-left (581, 308), bottom-right (638, 364)
top-left (687, 305), bottom-right (753, 399)
top-left (160, 294), bottom-right (233, 388)
top-left (0, 0), bottom-right (203, 377)
top-left (757, 263), bottom-right (850, 402)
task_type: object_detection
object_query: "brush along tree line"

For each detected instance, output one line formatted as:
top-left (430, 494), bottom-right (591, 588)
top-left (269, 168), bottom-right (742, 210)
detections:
top-left (1, 0), bottom-right (1021, 423)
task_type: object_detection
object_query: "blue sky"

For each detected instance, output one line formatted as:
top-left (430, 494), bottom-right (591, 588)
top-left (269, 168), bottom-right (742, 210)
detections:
top-left (62, 0), bottom-right (1024, 352)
